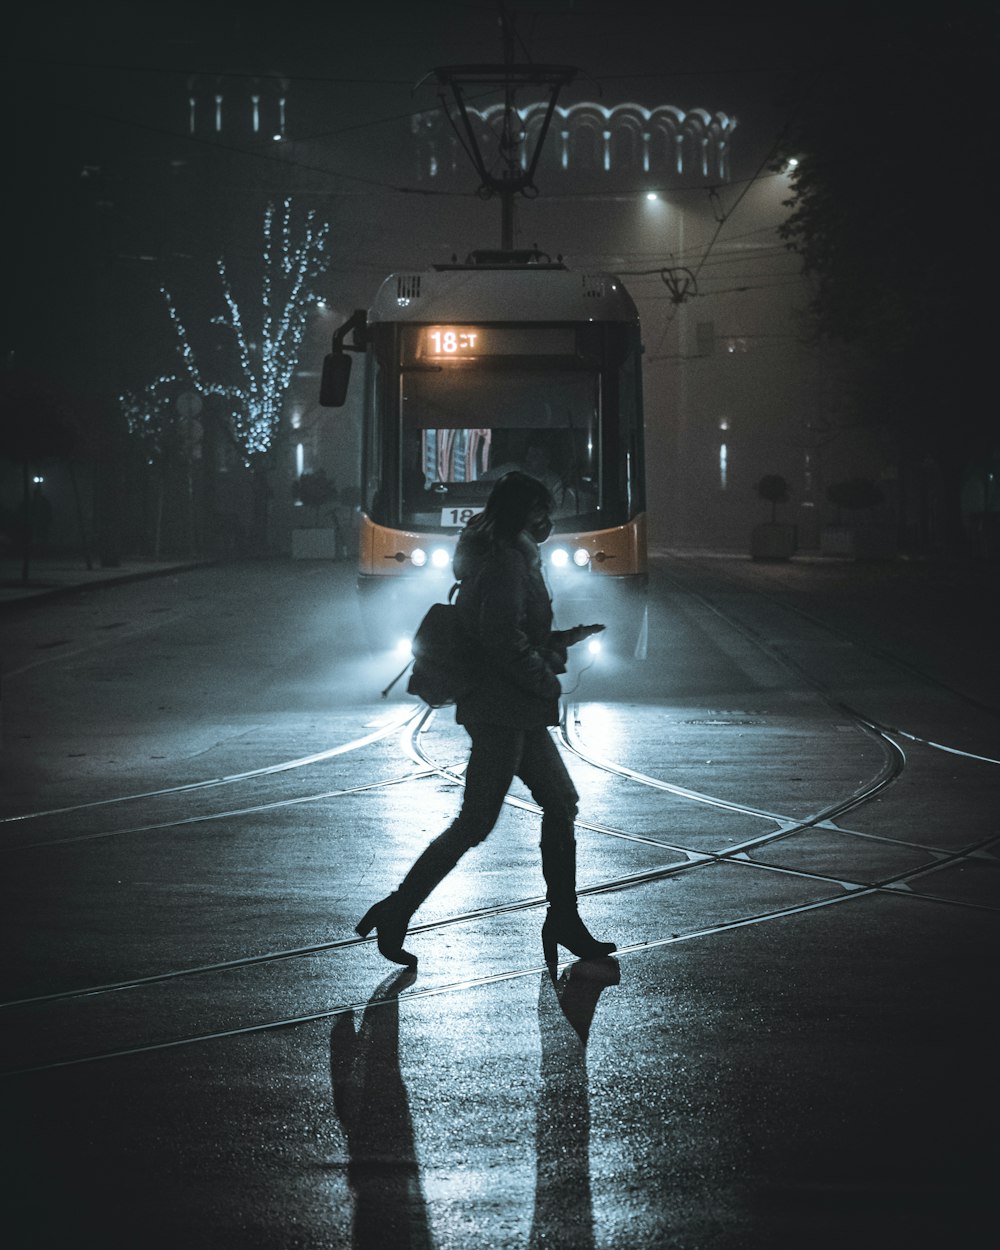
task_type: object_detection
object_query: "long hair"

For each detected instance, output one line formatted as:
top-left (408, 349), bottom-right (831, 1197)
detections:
top-left (471, 471), bottom-right (553, 542)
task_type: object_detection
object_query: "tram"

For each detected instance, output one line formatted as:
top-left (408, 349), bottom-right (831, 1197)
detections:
top-left (320, 249), bottom-right (648, 657)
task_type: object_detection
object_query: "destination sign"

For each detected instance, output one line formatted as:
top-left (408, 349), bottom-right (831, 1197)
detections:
top-left (413, 326), bottom-right (575, 360)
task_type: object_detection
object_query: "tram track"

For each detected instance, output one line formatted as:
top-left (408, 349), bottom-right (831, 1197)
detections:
top-left (2, 806), bottom-right (993, 1076)
top-left (6, 821), bottom-right (994, 1017)
top-left (850, 718), bottom-right (1000, 767)
top-left (4, 699), bottom-right (993, 1020)
top-left (0, 701), bottom-right (950, 864)
top-left (659, 558), bottom-right (1000, 765)
top-left (559, 704), bottom-right (947, 857)
top-left (559, 703), bottom-right (903, 835)
top-left (6, 823), bottom-right (998, 1078)
top-left (0, 703), bottom-right (422, 829)
top-left (3, 567), bottom-right (995, 1080)
top-left (0, 702), bottom-right (959, 862)
top-left (6, 558), bottom-right (986, 856)
top-left (0, 893), bottom-right (896, 1076)
top-left (4, 766), bottom-right (438, 853)
top-left (414, 703), bottom-right (909, 863)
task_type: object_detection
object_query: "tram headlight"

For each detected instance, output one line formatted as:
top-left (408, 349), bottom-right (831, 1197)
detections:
top-left (431, 547), bottom-right (450, 568)
top-left (572, 548), bottom-right (591, 567)
top-left (411, 548), bottom-right (427, 567)
top-left (550, 547), bottom-right (569, 568)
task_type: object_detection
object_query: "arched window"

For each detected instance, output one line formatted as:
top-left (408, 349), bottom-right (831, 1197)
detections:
top-left (611, 123), bottom-right (640, 173)
top-left (647, 121), bottom-right (678, 175)
top-left (571, 122), bottom-right (600, 172)
top-left (524, 113), bottom-right (547, 172)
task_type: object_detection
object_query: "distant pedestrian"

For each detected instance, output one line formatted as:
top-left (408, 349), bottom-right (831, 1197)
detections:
top-left (356, 471), bottom-right (612, 967)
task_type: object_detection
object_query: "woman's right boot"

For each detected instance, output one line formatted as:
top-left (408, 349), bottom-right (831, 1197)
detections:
top-left (540, 830), bottom-right (616, 964)
top-left (541, 909), bottom-right (617, 964)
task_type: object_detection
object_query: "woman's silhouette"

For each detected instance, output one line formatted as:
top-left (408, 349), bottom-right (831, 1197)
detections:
top-left (357, 471), bottom-right (614, 967)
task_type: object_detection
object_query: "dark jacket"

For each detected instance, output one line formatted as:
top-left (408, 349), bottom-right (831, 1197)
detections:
top-left (452, 524), bottom-right (569, 728)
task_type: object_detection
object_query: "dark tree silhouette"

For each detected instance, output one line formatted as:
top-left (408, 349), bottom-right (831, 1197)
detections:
top-left (777, 8), bottom-right (994, 554)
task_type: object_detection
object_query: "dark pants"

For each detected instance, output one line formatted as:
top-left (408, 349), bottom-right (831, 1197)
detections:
top-left (394, 722), bottom-right (581, 917)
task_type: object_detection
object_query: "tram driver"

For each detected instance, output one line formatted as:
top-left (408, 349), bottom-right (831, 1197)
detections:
top-left (484, 436), bottom-right (563, 498)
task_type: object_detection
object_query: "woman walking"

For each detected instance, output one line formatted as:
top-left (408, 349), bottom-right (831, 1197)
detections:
top-left (357, 471), bottom-right (614, 968)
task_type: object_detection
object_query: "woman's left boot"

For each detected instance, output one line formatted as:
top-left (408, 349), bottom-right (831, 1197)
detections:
top-left (355, 893), bottom-right (417, 967)
top-left (356, 821), bottom-right (475, 967)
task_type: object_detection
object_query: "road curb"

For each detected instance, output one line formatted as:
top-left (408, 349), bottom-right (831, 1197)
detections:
top-left (0, 561), bottom-right (219, 609)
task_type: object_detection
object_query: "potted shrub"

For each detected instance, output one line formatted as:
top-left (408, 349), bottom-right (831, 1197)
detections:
top-left (821, 478), bottom-right (892, 558)
top-left (291, 470), bottom-right (340, 559)
top-left (751, 474), bottom-right (797, 560)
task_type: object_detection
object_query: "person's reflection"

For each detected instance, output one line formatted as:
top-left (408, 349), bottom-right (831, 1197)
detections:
top-left (529, 958), bottom-right (621, 1250)
top-left (330, 969), bottom-right (435, 1250)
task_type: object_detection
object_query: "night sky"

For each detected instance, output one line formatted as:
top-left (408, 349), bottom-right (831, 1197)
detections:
top-left (6, 1), bottom-right (994, 549)
top-left (3, 1), bottom-right (782, 420)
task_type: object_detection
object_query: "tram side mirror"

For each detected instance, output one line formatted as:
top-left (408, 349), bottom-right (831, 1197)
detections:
top-left (319, 350), bottom-right (352, 408)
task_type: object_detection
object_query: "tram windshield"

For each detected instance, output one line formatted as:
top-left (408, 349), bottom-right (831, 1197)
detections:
top-left (398, 340), bottom-right (603, 532)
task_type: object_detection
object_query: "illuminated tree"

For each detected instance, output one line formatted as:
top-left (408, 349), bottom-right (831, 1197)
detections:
top-left (156, 198), bottom-right (330, 548)
top-left (119, 374), bottom-right (199, 555)
top-left (120, 374), bottom-right (186, 463)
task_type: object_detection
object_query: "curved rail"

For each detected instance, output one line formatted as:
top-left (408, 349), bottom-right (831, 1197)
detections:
top-left (0, 704), bottom-right (423, 830)
top-left (659, 560), bottom-right (1000, 763)
top-left (3, 564), bottom-right (995, 1076)
top-left (6, 822), bottom-right (997, 1077)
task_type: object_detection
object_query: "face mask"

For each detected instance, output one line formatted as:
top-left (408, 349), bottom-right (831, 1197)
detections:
top-left (528, 515), bottom-right (553, 543)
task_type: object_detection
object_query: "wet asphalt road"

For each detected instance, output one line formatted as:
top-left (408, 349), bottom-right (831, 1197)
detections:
top-left (1, 555), bottom-right (997, 1249)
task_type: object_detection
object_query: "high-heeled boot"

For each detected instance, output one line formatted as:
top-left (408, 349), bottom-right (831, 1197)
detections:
top-left (541, 907), bottom-right (617, 963)
top-left (540, 828), bottom-right (615, 963)
top-left (355, 892), bottom-right (417, 967)
top-left (355, 821), bottom-right (475, 966)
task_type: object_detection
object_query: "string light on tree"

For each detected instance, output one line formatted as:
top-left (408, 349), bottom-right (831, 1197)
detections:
top-left (158, 197), bottom-right (330, 467)
top-left (120, 374), bottom-right (187, 465)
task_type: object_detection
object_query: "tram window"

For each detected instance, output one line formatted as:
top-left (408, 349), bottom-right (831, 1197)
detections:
top-left (400, 367), bottom-right (602, 526)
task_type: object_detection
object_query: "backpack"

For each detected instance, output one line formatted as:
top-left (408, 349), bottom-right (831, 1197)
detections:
top-left (406, 584), bottom-right (477, 708)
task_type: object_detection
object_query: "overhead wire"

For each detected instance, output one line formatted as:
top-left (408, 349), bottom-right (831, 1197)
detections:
top-left (33, 17), bottom-right (815, 304)
top-left (689, 130), bottom-right (791, 283)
